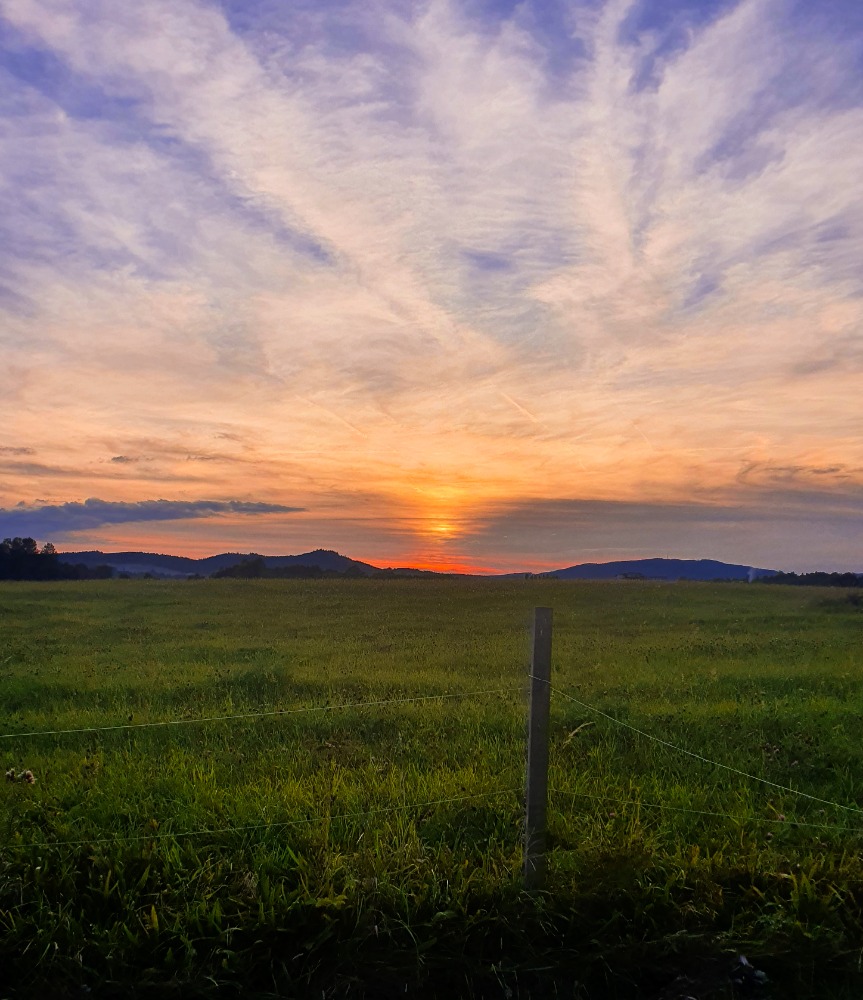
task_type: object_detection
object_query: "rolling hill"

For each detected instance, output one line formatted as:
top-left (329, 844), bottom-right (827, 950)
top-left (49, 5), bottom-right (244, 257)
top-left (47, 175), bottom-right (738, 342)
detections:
top-left (56, 550), bottom-right (784, 581)
top-left (58, 548), bottom-right (378, 578)
top-left (539, 557), bottom-right (777, 581)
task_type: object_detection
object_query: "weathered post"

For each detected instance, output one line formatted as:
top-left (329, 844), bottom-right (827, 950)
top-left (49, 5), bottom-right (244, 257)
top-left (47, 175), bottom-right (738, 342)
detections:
top-left (524, 606), bottom-right (552, 890)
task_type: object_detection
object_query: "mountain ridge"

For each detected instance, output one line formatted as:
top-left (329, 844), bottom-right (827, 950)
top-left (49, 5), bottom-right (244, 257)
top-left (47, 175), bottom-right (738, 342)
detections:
top-left (58, 548), bottom-right (378, 578)
top-left (57, 550), bottom-right (786, 581)
top-left (538, 557), bottom-right (778, 582)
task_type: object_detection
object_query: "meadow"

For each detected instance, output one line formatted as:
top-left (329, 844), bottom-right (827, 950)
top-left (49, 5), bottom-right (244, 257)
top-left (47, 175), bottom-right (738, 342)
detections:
top-left (1, 577), bottom-right (862, 998)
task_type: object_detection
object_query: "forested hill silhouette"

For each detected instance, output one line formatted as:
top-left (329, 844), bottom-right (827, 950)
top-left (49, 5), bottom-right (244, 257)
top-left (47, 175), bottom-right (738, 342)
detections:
top-left (3, 542), bottom-right (861, 583)
top-left (56, 547), bottom-right (459, 579)
top-left (535, 558), bottom-right (779, 581)
top-left (57, 548), bottom-right (380, 578)
top-left (59, 550), bottom-right (785, 581)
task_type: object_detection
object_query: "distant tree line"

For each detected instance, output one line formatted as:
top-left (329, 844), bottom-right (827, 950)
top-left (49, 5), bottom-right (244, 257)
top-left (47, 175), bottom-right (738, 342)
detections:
top-left (0, 538), bottom-right (113, 580)
top-left (757, 570), bottom-right (862, 588)
top-left (212, 558), bottom-right (453, 580)
top-left (212, 557), bottom-right (365, 580)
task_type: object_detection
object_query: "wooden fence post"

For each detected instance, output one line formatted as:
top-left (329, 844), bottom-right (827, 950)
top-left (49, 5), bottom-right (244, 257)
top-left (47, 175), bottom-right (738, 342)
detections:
top-left (524, 606), bottom-right (552, 890)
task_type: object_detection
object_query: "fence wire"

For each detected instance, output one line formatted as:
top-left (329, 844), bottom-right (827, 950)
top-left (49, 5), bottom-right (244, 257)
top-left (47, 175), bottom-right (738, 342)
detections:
top-left (5, 663), bottom-right (862, 855)
top-left (550, 787), bottom-right (862, 834)
top-left (0, 686), bottom-right (521, 742)
top-left (5, 787), bottom-right (520, 851)
top-left (543, 678), bottom-right (863, 819)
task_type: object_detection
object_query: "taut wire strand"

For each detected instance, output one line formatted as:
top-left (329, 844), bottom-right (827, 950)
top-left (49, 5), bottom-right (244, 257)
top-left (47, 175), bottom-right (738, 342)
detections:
top-left (0, 687), bottom-right (520, 741)
top-left (541, 679), bottom-right (863, 817)
top-left (7, 787), bottom-right (520, 850)
top-left (551, 787), bottom-right (861, 833)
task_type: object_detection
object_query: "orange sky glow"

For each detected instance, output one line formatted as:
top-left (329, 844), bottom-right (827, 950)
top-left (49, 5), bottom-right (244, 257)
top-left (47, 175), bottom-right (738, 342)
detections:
top-left (2, 0), bottom-right (862, 574)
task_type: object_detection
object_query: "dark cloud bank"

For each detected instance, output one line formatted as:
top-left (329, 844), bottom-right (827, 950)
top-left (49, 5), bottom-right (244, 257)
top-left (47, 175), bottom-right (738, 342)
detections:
top-left (0, 498), bottom-right (305, 538)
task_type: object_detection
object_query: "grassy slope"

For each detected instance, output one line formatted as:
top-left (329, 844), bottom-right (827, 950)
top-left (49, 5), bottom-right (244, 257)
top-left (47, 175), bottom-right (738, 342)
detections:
top-left (0, 578), bottom-right (862, 998)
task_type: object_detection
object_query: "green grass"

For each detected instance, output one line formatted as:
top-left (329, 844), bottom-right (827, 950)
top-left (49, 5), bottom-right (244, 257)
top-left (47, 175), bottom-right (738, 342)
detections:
top-left (1, 578), bottom-right (863, 998)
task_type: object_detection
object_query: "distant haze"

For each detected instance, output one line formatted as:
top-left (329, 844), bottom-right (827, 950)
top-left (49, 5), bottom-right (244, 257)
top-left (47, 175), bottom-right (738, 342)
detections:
top-left (2, 0), bottom-right (862, 573)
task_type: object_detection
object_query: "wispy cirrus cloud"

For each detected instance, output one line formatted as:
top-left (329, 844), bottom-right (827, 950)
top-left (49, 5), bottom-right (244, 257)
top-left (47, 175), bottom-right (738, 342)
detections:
top-left (0, 498), bottom-right (305, 539)
top-left (0, 0), bottom-right (861, 568)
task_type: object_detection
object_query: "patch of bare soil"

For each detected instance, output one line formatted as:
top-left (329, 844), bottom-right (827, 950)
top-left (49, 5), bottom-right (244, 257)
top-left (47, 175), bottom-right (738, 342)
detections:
top-left (650, 955), bottom-right (770, 1000)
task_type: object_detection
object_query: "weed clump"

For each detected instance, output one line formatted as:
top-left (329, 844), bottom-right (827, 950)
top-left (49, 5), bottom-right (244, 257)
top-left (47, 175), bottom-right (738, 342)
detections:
top-left (4, 767), bottom-right (35, 783)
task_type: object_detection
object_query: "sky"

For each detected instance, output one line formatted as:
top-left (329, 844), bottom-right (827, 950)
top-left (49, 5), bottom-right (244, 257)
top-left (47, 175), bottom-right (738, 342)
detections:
top-left (1, 0), bottom-right (862, 574)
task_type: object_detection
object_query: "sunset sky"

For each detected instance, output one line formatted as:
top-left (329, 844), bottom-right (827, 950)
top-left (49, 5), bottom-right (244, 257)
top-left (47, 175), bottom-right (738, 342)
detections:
top-left (1, 0), bottom-right (862, 573)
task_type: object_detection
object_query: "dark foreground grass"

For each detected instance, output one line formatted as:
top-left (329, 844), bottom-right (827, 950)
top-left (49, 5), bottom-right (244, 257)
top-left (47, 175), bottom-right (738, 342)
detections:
top-left (1, 578), bottom-right (863, 998)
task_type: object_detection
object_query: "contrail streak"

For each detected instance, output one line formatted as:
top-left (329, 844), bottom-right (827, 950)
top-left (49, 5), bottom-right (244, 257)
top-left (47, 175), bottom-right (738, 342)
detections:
top-left (499, 392), bottom-right (540, 424)
top-left (294, 396), bottom-right (368, 438)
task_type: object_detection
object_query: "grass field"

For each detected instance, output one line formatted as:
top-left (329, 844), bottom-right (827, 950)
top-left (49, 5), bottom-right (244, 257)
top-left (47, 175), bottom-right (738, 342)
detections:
top-left (1, 577), bottom-right (863, 998)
